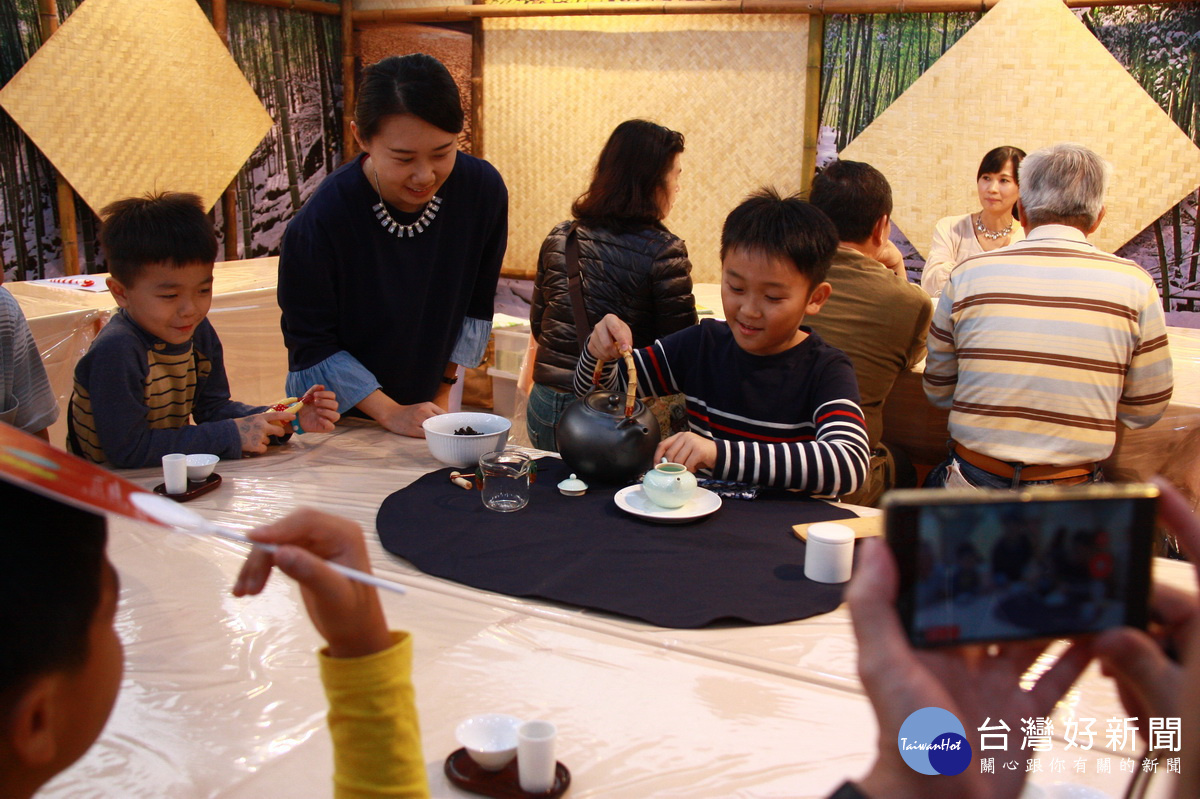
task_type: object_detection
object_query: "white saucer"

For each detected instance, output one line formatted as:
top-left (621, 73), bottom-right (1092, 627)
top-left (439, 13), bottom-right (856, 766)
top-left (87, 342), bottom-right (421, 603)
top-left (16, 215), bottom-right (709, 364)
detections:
top-left (614, 485), bottom-right (722, 524)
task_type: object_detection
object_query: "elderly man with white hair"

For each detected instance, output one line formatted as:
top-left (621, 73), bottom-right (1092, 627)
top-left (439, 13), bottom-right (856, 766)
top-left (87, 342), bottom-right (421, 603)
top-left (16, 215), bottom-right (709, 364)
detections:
top-left (922, 142), bottom-right (1174, 488)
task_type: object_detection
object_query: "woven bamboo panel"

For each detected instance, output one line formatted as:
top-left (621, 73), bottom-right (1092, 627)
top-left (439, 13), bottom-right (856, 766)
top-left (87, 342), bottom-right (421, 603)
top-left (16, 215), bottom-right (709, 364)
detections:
top-left (482, 15), bottom-right (810, 283)
top-left (840, 0), bottom-right (1200, 258)
top-left (0, 0), bottom-right (273, 215)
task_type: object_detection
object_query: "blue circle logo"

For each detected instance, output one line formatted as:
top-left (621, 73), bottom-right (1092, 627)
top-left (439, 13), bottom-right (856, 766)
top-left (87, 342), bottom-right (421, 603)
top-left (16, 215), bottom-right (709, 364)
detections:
top-left (897, 707), bottom-right (972, 775)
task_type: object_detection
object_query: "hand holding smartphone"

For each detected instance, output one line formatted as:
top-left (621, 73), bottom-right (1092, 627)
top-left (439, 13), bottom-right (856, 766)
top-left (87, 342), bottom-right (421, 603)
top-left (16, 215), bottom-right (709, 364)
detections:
top-left (884, 484), bottom-right (1158, 648)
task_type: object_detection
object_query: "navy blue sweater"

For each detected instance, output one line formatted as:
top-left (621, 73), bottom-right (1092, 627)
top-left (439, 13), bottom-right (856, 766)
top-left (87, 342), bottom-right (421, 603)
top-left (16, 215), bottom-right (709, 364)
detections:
top-left (278, 152), bottom-right (508, 406)
top-left (576, 320), bottom-right (870, 496)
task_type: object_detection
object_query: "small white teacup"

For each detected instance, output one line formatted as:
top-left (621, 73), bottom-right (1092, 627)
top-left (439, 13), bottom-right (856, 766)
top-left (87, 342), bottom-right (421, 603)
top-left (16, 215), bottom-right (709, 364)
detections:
top-left (455, 713), bottom-right (522, 771)
top-left (185, 454), bottom-right (219, 482)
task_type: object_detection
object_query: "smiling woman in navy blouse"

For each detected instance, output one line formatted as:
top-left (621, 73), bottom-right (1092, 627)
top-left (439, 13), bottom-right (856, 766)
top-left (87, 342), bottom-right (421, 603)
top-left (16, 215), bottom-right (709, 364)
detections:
top-left (278, 54), bottom-right (508, 437)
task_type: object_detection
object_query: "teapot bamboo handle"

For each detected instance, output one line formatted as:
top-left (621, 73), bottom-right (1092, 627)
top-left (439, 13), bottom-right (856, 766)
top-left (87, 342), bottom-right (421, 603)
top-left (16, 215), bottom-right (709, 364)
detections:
top-left (593, 350), bottom-right (639, 418)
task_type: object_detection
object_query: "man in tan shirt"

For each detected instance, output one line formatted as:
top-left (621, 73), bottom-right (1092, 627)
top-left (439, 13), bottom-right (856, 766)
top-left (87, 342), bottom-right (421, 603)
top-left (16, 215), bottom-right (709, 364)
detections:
top-left (807, 160), bottom-right (932, 505)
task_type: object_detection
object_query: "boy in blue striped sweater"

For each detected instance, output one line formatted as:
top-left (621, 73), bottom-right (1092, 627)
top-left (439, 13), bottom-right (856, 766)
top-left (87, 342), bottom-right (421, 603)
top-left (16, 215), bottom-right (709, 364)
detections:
top-left (576, 188), bottom-right (870, 498)
top-left (67, 193), bottom-right (339, 468)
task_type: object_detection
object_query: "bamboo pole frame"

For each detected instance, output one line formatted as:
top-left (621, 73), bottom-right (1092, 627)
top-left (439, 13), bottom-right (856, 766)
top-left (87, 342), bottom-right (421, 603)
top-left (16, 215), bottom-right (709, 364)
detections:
top-left (353, 0), bottom-right (1190, 23)
top-left (37, 0), bottom-right (80, 276)
top-left (213, 0), bottom-right (241, 261)
top-left (224, 0), bottom-right (1188, 22)
top-left (233, 0), bottom-right (340, 16)
top-left (342, 0), bottom-right (357, 159)
top-left (471, 16), bottom-right (485, 157)
top-left (800, 15), bottom-right (822, 195)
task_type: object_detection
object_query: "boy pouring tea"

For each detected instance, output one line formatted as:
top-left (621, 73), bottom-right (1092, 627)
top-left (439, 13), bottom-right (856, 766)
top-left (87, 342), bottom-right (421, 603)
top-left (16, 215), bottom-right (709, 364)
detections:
top-left (577, 188), bottom-right (870, 498)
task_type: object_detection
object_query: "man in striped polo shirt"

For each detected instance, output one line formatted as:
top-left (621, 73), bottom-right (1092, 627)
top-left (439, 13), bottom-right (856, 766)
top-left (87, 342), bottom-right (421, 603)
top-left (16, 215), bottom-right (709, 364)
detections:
top-left (923, 143), bottom-right (1173, 488)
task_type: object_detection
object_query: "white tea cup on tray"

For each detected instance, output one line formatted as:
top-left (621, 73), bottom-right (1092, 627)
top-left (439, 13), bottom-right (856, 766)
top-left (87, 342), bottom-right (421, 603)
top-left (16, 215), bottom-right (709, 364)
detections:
top-left (456, 713), bottom-right (522, 771)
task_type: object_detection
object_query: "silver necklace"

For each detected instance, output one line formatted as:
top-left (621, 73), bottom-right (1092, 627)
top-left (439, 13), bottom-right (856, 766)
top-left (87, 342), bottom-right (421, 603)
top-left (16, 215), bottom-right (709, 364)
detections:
top-left (974, 213), bottom-right (1012, 241)
top-left (371, 167), bottom-right (441, 238)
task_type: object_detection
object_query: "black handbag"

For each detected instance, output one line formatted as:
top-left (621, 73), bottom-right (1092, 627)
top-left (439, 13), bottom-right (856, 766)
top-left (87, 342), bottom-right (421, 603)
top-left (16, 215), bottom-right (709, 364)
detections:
top-left (563, 222), bottom-right (591, 352)
top-left (562, 223), bottom-right (687, 434)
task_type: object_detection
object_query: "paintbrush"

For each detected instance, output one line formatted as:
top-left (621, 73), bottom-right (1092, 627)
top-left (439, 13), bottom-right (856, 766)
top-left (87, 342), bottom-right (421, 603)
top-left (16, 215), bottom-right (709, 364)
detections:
top-left (0, 421), bottom-right (406, 596)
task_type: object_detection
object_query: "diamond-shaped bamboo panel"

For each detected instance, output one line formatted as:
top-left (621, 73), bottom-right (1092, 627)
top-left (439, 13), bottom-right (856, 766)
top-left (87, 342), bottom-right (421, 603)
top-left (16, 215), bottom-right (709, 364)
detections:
top-left (840, 0), bottom-right (1200, 258)
top-left (0, 0), bottom-right (273, 215)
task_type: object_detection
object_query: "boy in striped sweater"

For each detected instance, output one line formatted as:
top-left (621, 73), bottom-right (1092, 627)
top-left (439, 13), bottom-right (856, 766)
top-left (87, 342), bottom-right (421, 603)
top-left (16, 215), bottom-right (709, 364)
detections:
top-left (67, 194), bottom-right (339, 468)
top-left (575, 189), bottom-right (870, 498)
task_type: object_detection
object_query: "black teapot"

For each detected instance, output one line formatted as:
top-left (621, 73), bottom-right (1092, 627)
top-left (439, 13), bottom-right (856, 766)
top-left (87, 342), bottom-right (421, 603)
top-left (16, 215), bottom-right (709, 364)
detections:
top-left (556, 356), bottom-right (660, 484)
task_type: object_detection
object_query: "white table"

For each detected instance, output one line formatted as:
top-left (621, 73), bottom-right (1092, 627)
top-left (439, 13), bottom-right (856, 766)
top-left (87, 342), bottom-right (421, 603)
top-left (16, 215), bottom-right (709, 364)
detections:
top-left (38, 422), bottom-right (1194, 798)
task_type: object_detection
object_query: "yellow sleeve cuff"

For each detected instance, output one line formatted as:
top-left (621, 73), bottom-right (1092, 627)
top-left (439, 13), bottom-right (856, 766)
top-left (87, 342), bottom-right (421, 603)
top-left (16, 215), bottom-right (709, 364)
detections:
top-left (319, 631), bottom-right (430, 799)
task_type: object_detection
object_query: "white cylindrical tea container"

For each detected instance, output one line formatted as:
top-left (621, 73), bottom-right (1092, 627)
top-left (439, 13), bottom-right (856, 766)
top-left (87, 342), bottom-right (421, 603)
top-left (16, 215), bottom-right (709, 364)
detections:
top-left (804, 522), bottom-right (855, 584)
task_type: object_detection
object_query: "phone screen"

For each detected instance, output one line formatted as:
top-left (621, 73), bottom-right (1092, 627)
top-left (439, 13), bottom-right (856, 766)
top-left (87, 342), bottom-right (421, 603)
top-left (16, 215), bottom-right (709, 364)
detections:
top-left (886, 487), bottom-right (1156, 647)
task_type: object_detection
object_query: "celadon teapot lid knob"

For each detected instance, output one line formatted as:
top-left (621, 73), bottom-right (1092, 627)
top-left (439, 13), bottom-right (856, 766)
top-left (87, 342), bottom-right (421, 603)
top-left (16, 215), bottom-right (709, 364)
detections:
top-left (557, 473), bottom-right (589, 497)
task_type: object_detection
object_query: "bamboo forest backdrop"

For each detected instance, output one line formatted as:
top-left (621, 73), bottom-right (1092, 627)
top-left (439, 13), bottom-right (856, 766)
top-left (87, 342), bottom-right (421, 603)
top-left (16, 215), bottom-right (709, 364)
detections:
top-left (819, 4), bottom-right (1200, 325)
top-left (0, 0), bottom-right (342, 279)
top-left (1, 1), bottom-right (1198, 328)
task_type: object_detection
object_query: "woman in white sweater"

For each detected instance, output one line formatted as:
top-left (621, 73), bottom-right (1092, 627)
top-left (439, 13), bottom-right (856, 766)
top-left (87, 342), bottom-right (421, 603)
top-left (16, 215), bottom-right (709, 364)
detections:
top-left (921, 146), bottom-right (1026, 298)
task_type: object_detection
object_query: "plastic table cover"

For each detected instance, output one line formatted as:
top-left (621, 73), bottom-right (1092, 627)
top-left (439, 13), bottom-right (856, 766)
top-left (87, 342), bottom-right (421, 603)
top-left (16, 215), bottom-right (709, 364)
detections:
top-left (38, 421), bottom-right (1195, 798)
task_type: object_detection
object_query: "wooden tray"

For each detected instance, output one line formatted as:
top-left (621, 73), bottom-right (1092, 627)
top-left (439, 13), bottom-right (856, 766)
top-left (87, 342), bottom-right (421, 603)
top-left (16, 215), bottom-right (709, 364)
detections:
top-left (153, 473), bottom-right (222, 502)
top-left (793, 513), bottom-right (882, 541)
top-left (444, 748), bottom-right (570, 798)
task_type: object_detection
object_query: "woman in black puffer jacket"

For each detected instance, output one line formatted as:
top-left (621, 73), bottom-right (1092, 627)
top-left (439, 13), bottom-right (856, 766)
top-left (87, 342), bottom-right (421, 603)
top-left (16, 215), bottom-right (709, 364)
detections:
top-left (527, 120), bottom-right (698, 451)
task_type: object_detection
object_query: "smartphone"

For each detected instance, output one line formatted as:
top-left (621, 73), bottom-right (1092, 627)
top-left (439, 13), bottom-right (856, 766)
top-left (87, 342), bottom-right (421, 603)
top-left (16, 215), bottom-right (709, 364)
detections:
top-left (883, 484), bottom-right (1158, 648)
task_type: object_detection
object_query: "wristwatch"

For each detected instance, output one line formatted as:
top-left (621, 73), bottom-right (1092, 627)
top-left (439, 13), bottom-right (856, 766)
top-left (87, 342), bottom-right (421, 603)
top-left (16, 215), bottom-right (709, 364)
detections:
top-left (440, 374), bottom-right (459, 385)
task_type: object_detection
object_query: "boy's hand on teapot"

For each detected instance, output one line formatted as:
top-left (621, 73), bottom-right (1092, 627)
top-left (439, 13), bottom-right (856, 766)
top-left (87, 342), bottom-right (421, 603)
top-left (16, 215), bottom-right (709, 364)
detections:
top-left (655, 432), bottom-right (717, 473)
top-left (587, 314), bottom-right (633, 361)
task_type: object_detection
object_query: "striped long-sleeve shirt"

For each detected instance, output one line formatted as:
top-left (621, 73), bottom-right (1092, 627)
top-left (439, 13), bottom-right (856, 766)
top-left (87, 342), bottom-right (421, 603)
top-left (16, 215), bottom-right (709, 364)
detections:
top-left (0, 286), bottom-right (58, 434)
top-left (923, 224), bottom-right (1173, 466)
top-left (574, 319), bottom-right (870, 497)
